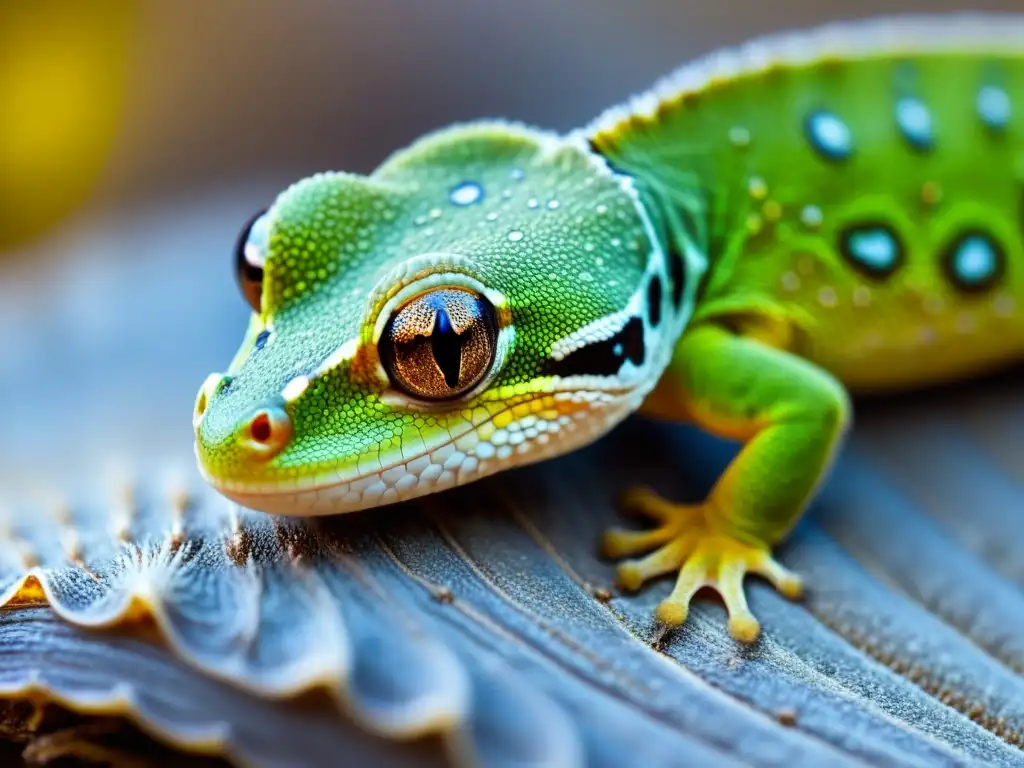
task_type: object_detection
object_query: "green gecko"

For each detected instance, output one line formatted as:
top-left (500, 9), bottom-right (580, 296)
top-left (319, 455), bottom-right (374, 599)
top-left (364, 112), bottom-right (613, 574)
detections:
top-left (193, 15), bottom-right (1024, 643)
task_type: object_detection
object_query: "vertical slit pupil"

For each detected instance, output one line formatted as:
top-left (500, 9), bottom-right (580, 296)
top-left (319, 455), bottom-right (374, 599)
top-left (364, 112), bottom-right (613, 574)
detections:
top-left (431, 309), bottom-right (467, 388)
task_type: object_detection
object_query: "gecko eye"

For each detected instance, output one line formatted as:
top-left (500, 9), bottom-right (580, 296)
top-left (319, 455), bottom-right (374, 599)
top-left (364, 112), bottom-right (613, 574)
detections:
top-left (235, 209), bottom-right (269, 312)
top-left (379, 288), bottom-right (498, 401)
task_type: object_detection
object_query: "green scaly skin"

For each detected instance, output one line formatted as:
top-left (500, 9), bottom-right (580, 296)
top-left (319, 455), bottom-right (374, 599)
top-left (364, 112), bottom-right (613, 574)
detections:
top-left (195, 15), bottom-right (1024, 642)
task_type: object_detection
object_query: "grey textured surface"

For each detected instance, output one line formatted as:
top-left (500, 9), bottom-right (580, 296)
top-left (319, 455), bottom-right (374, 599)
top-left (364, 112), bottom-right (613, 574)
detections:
top-left (0, 191), bottom-right (1022, 766)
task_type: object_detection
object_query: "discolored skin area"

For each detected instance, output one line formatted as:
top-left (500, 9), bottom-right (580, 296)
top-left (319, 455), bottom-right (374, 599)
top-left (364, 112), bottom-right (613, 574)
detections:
top-left (196, 15), bottom-right (1024, 643)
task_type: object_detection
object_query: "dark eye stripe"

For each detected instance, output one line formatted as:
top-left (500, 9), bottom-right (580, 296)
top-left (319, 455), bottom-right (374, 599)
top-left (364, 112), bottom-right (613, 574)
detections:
top-left (669, 246), bottom-right (686, 309)
top-left (544, 317), bottom-right (645, 378)
top-left (647, 275), bottom-right (663, 327)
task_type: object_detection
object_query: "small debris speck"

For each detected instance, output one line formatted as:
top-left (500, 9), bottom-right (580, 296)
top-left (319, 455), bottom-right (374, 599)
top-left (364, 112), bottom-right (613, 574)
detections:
top-left (776, 707), bottom-right (798, 727)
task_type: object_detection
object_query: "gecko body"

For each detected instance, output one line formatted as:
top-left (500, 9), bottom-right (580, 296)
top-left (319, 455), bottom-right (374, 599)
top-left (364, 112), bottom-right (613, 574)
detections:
top-left (194, 15), bottom-right (1024, 641)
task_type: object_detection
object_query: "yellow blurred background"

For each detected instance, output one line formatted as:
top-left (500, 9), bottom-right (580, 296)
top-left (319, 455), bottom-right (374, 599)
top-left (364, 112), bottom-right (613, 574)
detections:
top-left (0, 1), bottom-right (132, 248)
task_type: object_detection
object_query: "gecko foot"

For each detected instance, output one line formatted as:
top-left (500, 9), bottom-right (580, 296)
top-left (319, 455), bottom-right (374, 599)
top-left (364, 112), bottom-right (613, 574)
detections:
top-left (601, 486), bottom-right (804, 643)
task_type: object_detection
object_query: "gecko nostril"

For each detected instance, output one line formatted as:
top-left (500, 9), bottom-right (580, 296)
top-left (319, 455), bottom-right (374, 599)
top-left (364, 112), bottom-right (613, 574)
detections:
top-left (249, 412), bottom-right (272, 443)
top-left (194, 373), bottom-right (231, 428)
top-left (242, 405), bottom-right (292, 458)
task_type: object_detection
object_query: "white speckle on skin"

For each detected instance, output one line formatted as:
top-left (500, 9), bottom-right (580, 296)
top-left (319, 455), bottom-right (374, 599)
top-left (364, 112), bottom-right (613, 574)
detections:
top-left (800, 205), bottom-right (823, 229)
top-left (596, 204), bottom-right (608, 215)
top-left (527, 198), bottom-right (539, 209)
top-left (729, 125), bottom-right (751, 147)
top-left (449, 181), bottom-right (484, 206)
top-left (955, 313), bottom-right (976, 334)
top-left (748, 177), bottom-right (768, 200)
top-left (548, 199), bottom-right (560, 210)
top-left (994, 295), bottom-right (1016, 318)
top-left (781, 272), bottom-right (800, 292)
top-left (508, 230), bottom-right (524, 242)
top-left (281, 376), bottom-right (311, 402)
top-left (923, 295), bottom-right (944, 316)
top-left (817, 286), bottom-right (838, 308)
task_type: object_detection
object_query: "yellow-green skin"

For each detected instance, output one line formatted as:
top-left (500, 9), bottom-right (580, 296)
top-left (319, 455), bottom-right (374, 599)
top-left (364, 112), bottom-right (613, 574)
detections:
top-left (195, 16), bottom-right (1024, 642)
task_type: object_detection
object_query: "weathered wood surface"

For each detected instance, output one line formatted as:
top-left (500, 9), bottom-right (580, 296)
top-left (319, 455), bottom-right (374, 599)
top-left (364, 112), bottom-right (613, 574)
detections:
top-left (0, 191), bottom-right (1021, 767)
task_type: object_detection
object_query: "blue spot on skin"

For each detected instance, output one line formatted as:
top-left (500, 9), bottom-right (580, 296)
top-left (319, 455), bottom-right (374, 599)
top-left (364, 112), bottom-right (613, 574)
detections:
top-left (805, 111), bottom-right (854, 161)
top-left (449, 181), bottom-right (484, 206)
top-left (896, 98), bottom-right (935, 151)
top-left (840, 224), bottom-right (903, 278)
top-left (977, 86), bottom-right (1011, 131)
top-left (254, 330), bottom-right (270, 351)
top-left (945, 232), bottom-right (1004, 291)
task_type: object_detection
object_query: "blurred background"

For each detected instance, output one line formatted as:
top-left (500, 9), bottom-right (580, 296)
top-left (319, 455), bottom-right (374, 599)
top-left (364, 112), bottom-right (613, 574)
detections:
top-left (0, 0), bottom-right (1020, 473)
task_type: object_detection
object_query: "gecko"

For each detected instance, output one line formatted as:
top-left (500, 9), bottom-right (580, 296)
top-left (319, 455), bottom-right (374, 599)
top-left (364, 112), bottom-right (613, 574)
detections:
top-left (192, 15), bottom-right (1024, 643)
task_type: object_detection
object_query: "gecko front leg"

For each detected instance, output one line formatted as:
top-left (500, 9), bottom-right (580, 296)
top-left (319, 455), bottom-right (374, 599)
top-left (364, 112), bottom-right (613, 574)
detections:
top-left (603, 322), bottom-right (851, 642)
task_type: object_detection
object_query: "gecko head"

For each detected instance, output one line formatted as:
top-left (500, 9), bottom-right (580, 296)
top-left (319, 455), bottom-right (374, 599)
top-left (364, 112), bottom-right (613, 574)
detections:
top-left (193, 122), bottom-right (689, 516)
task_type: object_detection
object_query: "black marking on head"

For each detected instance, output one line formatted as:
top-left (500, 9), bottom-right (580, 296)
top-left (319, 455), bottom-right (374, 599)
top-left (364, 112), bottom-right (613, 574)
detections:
top-left (544, 317), bottom-right (645, 378)
top-left (647, 276), bottom-right (663, 327)
top-left (254, 330), bottom-right (271, 351)
top-left (838, 223), bottom-right (904, 279)
top-left (942, 230), bottom-right (1006, 293)
top-left (669, 247), bottom-right (686, 309)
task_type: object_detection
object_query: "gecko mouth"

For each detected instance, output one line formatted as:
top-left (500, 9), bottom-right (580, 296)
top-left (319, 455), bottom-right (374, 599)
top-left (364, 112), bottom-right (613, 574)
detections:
top-left (198, 389), bottom-right (635, 517)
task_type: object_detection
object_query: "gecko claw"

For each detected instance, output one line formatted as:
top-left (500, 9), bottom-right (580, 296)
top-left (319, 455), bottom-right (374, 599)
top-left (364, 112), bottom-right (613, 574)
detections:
top-left (603, 487), bottom-right (803, 643)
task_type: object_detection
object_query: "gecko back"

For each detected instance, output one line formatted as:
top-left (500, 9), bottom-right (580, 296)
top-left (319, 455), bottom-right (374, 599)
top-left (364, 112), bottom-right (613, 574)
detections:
top-left (591, 15), bottom-right (1024, 391)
